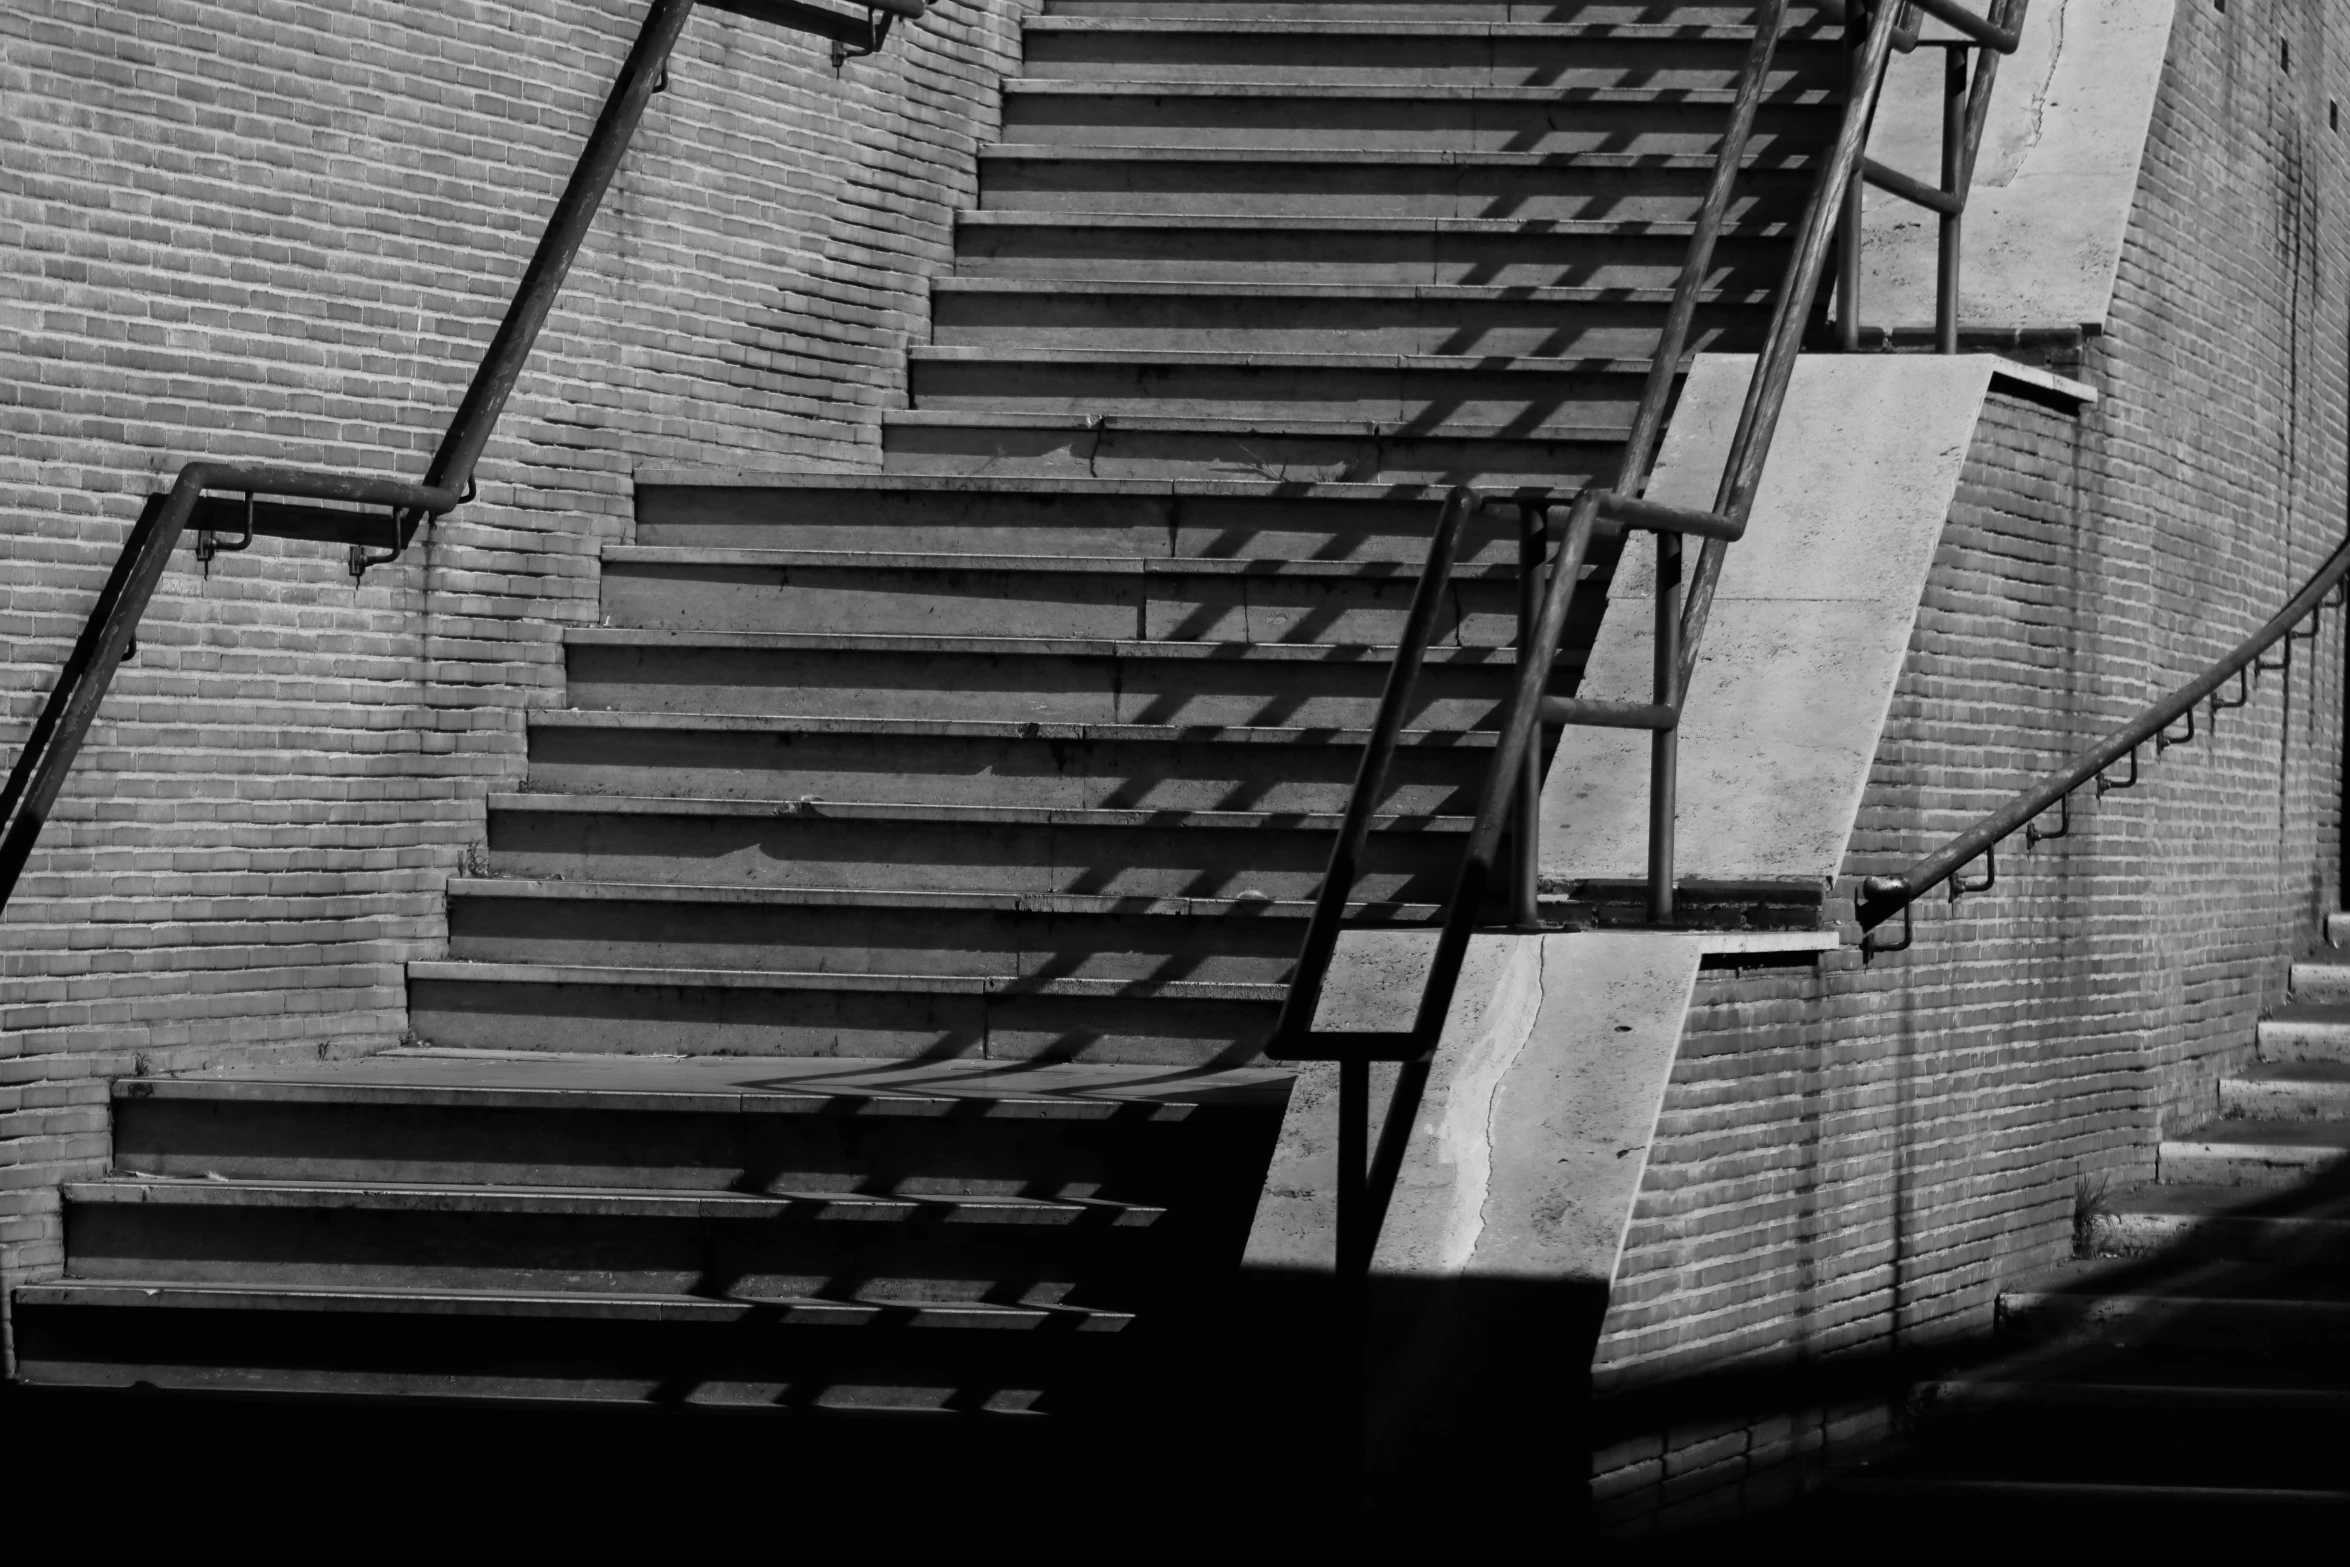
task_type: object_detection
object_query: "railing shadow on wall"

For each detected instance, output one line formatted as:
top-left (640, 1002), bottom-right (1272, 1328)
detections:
top-left (1256, 0), bottom-right (2030, 1505)
top-left (0, 0), bottom-right (926, 915)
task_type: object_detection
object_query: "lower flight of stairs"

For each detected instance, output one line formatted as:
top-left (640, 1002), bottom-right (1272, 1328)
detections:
top-left (1813, 920), bottom-right (2350, 1539)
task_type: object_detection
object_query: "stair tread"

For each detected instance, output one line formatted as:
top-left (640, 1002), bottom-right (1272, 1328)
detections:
top-left (410, 959), bottom-right (1287, 1002)
top-left (485, 791), bottom-right (1474, 830)
top-left (907, 344), bottom-right (1654, 373)
top-left (602, 543), bottom-right (1522, 576)
top-left (932, 277), bottom-right (1771, 302)
top-left (567, 628), bottom-right (1522, 665)
top-left (118, 1046), bottom-right (1295, 1111)
top-left (2103, 1181), bottom-right (2350, 1220)
top-left (883, 408), bottom-right (1626, 442)
top-left (2165, 1119), bottom-right (2350, 1150)
top-left (447, 878), bottom-right (1439, 920)
top-left (980, 144), bottom-right (1816, 168)
top-left (1003, 78), bottom-right (1834, 102)
top-left (1018, 18), bottom-right (1831, 37)
top-left (527, 709), bottom-right (1500, 747)
top-left (66, 1176), bottom-right (1168, 1224)
top-left (956, 209), bottom-right (1788, 235)
top-left (1920, 1378), bottom-right (2350, 1411)
top-left (16, 1278), bottom-right (1135, 1329)
top-left (2260, 1002), bottom-right (2350, 1024)
top-left (629, 470), bottom-right (1473, 499)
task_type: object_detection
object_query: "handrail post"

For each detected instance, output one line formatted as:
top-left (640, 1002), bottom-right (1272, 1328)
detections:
top-left (1648, 534), bottom-right (1682, 924)
top-left (1837, 1), bottom-right (1867, 351)
top-left (1513, 505), bottom-right (1547, 928)
top-left (1334, 1054), bottom-right (1369, 1513)
top-left (1936, 42), bottom-right (1967, 354)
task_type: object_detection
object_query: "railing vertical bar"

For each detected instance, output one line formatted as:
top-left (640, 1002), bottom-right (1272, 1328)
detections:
top-left (1334, 1054), bottom-right (1369, 1507)
top-left (1836, 1), bottom-right (1866, 352)
top-left (1936, 43), bottom-right (1966, 354)
top-left (1513, 504), bottom-right (1547, 929)
top-left (1648, 533), bottom-right (1683, 924)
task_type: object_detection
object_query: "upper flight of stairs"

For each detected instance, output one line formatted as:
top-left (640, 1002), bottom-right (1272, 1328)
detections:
top-left (1805, 916), bottom-right (2350, 1539)
top-left (12, 3), bottom-right (1841, 1446)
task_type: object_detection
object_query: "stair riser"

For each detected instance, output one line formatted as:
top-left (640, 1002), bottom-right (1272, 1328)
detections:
top-left (2085, 1210), bottom-right (2350, 1261)
top-left (633, 484), bottom-right (1533, 562)
top-left (523, 726), bottom-right (1490, 814)
top-left (9, 1302), bottom-right (1151, 1414)
top-left (976, 160), bottom-right (1815, 223)
top-left (2157, 1143), bottom-right (2346, 1187)
top-left (485, 807), bottom-right (1462, 899)
top-left (2287, 962), bottom-right (2350, 1001)
top-left (111, 1095), bottom-right (1284, 1202)
top-left (880, 418), bottom-right (1618, 485)
top-left (446, 894), bottom-right (1314, 983)
top-left (64, 1202), bottom-right (1194, 1308)
top-left (2218, 1078), bottom-right (2350, 1120)
top-left (1902, 1395), bottom-right (2350, 1490)
top-left (408, 975), bottom-right (1278, 1067)
top-left (2254, 1019), bottom-right (2350, 1063)
top-left (601, 560), bottom-right (1524, 645)
top-left (1018, 35), bottom-right (1840, 90)
top-left (953, 222), bottom-right (1791, 288)
top-left (566, 642), bottom-right (1530, 727)
top-left (1001, 94), bottom-right (1838, 154)
top-left (932, 290), bottom-right (1771, 357)
top-left (907, 357), bottom-right (1643, 429)
top-left (1995, 1295), bottom-right (2350, 1360)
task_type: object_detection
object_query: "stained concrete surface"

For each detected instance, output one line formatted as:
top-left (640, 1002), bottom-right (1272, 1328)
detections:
top-left (1542, 352), bottom-right (2000, 884)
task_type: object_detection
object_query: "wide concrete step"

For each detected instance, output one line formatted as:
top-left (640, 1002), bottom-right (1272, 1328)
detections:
top-left (521, 711), bottom-right (1496, 813)
top-left (599, 546), bottom-right (1528, 645)
top-left (879, 407), bottom-right (1624, 485)
top-left (951, 210), bottom-right (1797, 286)
top-left (483, 794), bottom-right (1470, 900)
top-left (904, 345), bottom-right (1651, 428)
top-left (563, 629), bottom-right (1546, 727)
top-left (107, 1051), bottom-right (1292, 1199)
top-left (2159, 1118), bottom-right (2350, 1186)
top-left (1048, 2), bottom-right (1838, 20)
top-left (10, 1280), bottom-right (1148, 1411)
top-left (2083, 1181), bottom-right (2350, 1260)
top-left (1014, 19), bottom-right (1840, 90)
top-left (2219, 1060), bottom-right (2350, 1120)
top-left (973, 146), bottom-right (1818, 223)
top-left (61, 1177), bottom-right (1187, 1307)
top-left (2289, 956), bottom-right (2350, 1003)
top-left (406, 958), bottom-right (1285, 1065)
top-left (930, 277), bottom-right (1774, 357)
top-left (1995, 1263), bottom-right (2350, 1358)
top-left (2256, 1003), bottom-right (2350, 1063)
top-left (443, 879), bottom-right (1432, 982)
top-left (629, 473), bottom-right (1534, 560)
top-left (999, 80), bottom-right (1839, 154)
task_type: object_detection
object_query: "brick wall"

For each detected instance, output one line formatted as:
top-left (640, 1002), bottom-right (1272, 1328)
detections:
top-left (1589, 0), bottom-right (2350, 1530)
top-left (0, 0), bottom-right (1033, 1334)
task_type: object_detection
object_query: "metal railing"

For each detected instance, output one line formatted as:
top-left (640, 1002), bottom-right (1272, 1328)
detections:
top-left (0, 0), bottom-right (923, 913)
top-left (1262, 0), bottom-right (2025, 1495)
top-left (1855, 534), bottom-right (2350, 951)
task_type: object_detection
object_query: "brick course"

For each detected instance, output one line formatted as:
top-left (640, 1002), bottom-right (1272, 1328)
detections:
top-left (0, 0), bottom-right (1033, 1334)
top-left (1591, 0), bottom-right (2350, 1528)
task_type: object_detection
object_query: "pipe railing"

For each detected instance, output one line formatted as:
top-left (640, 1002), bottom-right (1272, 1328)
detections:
top-left (1265, 0), bottom-right (2023, 1500)
top-left (0, 0), bottom-right (925, 913)
top-left (1856, 533), bottom-right (2350, 951)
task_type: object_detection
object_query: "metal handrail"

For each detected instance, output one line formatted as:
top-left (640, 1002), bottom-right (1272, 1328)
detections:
top-left (0, 0), bottom-right (925, 913)
top-left (1268, 0), bottom-right (2024, 1499)
top-left (1855, 533), bottom-right (2350, 947)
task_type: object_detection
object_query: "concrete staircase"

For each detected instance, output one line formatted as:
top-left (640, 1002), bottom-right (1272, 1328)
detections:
top-left (1819, 915), bottom-right (2350, 1536)
top-left (10, 1), bottom-right (1840, 1451)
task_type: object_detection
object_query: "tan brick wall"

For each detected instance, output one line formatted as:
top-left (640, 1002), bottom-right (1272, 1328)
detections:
top-left (0, 0), bottom-right (1033, 1319)
top-left (1591, 0), bottom-right (2350, 1529)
